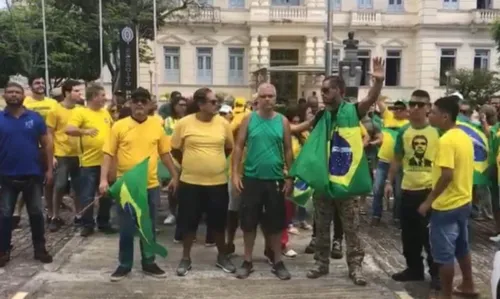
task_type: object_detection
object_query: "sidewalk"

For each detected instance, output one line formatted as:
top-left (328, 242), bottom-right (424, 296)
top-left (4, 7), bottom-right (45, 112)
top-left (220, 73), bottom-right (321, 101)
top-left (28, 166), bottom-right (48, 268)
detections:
top-left (16, 226), bottom-right (406, 299)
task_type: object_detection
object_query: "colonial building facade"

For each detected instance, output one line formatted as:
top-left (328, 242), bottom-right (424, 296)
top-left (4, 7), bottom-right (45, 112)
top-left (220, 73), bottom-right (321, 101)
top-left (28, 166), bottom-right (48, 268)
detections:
top-left (101, 0), bottom-right (500, 102)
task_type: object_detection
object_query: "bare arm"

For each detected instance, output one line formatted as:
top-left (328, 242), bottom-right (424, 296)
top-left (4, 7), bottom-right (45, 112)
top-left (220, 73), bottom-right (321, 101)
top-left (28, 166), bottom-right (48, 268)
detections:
top-left (282, 117), bottom-right (294, 174)
top-left (40, 132), bottom-right (54, 173)
top-left (290, 118), bottom-right (313, 134)
top-left (65, 125), bottom-right (88, 137)
top-left (357, 57), bottom-right (385, 117)
top-left (232, 114), bottom-right (251, 177)
top-left (160, 153), bottom-right (179, 180)
top-left (100, 154), bottom-right (113, 184)
top-left (371, 132), bottom-right (383, 146)
top-left (386, 154), bottom-right (402, 185)
top-left (170, 149), bottom-right (183, 165)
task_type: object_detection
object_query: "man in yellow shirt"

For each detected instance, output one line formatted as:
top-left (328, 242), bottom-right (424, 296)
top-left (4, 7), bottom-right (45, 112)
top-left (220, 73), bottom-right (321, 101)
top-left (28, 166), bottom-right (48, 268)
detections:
top-left (12, 77), bottom-right (59, 229)
top-left (422, 95), bottom-right (477, 299)
top-left (46, 80), bottom-right (82, 232)
top-left (99, 87), bottom-right (179, 281)
top-left (66, 84), bottom-right (114, 237)
top-left (384, 90), bottom-right (440, 289)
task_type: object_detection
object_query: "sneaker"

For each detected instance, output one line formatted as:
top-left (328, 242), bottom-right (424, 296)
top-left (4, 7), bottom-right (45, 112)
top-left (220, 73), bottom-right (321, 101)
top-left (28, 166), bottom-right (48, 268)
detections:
top-left (176, 259), bottom-right (192, 277)
top-left (391, 269), bottom-right (424, 282)
top-left (282, 248), bottom-right (297, 258)
top-left (49, 217), bottom-right (64, 232)
top-left (490, 233), bottom-right (500, 242)
top-left (163, 214), bottom-right (176, 225)
top-left (216, 254), bottom-right (236, 273)
top-left (299, 221), bottom-right (313, 230)
top-left (142, 263), bottom-right (167, 278)
top-left (173, 238), bottom-right (182, 244)
top-left (306, 264), bottom-right (329, 279)
top-left (110, 266), bottom-right (131, 282)
top-left (80, 227), bottom-right (94, 237)
top-left (205, 242), bottom-right (216, 247)
top-left (287, 225), bottom-right (300, 235)
top-left (349, 268), bottom-right (367, 286)
top-left (271, 261), bottom-right (291, 280)
top-left (0, 251), bottom-right (10, 267)
top-left (11, 216), bottom-right (20, 230)
top-left (98, 226), bottom-right (118, 234)
top-left (330, 240), bottom-right (343, 259)
top-left (305, 238), bottom-right (316, 254)
top-left (34, 248), bottom-right (53, 264)
top-left (236, 260), bottom-right (254, 279)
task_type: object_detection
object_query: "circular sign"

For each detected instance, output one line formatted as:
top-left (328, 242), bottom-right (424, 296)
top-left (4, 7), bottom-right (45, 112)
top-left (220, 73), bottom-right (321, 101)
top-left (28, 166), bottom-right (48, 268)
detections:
top-left (121, 27), bottom-right (134, 44)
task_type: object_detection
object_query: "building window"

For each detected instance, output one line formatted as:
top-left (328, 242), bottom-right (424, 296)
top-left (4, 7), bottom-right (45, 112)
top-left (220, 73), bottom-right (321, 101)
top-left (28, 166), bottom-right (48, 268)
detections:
top-left (388, 0), bottom-right (403, 11)
top-left (443, 0), bottom-right (458, 9)
top-left (228, 48), bottom-right (245, 85)
top-left (326, 0), bottom-right (341, 10)
top-left (474, 49), bottom-right (490, 70)
top-left (357, 0), bottom-right (373, 9)
top-left (477, 0), bottom-right (492, 9)
top-left (331, 49), bottom-right (340, 73)
top-left (196, 47), bottom-right (213, 85)
top-left (358, 50), bottom-right (371, 86)
top-left (229, 0), bottom-right (245, 8)
top-left (439, 48), bottom-right (456, 86)
top-left (272, 0), bottom-right (300, 5)
top-left (164, 47), bottom-right (180, 84)
top-left (385, 50), bottom-right (401, 86)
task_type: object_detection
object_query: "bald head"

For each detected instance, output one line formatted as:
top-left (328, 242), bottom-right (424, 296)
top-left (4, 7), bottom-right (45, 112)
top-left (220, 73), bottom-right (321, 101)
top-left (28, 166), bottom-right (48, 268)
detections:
top-left (256, 83), bottom-right (276, 112)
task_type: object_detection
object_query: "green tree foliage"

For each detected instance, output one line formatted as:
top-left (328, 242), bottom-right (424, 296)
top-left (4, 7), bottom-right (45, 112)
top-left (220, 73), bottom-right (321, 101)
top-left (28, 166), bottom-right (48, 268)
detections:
top-left (449, 68), bottom-right (500, 107)
top-left (0, 0), bottom-right (100, 87)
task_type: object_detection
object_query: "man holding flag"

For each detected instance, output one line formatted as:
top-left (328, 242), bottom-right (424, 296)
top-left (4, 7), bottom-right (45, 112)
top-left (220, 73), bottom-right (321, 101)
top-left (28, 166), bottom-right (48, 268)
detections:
top-left (293, 57), bottom-right (385, 286)
top-left (99, 87), bottom-right (179, 282)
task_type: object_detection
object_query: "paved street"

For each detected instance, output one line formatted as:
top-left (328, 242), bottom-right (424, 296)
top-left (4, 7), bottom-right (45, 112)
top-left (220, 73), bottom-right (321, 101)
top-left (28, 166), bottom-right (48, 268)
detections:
top-left (3, 196), bottom-right (496, 299)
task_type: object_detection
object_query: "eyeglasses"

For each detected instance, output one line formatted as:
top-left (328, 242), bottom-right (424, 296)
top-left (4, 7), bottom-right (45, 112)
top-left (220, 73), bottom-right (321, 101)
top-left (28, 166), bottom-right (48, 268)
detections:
top-left (408, 101), bottom-right (426, 108)
top-left (131, 98), bottom-right (149, 105)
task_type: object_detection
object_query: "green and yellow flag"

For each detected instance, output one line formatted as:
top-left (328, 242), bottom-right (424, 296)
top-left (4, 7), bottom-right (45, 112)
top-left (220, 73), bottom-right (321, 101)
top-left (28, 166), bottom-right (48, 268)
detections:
top-left (290, 103), bottom-right (372, 199)
top-left (108, 158), bottom-right (168, 258)
top-left (456, 115), bottom-right (489, 185)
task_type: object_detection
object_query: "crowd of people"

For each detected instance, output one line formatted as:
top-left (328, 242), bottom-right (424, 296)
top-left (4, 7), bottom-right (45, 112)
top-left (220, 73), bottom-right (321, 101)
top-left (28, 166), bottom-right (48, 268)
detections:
top-left (0, 56), bottom-right (494, 299)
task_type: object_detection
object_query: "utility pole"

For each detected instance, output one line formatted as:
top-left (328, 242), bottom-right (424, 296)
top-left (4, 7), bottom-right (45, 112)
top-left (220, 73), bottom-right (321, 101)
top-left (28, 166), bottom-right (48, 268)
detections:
top-left (325, 0), bottom-right (333, 76)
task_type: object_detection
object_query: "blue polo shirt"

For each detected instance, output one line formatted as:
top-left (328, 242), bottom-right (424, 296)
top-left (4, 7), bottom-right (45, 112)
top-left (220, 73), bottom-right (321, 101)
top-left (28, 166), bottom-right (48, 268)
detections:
top-left (0, 109), bottom-right (47, 177)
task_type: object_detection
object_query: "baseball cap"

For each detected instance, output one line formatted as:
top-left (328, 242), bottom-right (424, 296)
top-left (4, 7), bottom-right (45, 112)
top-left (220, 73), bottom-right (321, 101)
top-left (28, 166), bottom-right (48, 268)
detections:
top-left (219, 104), bottom-right (232, 114)
top-left (233, 97), bottom-right (246, 113)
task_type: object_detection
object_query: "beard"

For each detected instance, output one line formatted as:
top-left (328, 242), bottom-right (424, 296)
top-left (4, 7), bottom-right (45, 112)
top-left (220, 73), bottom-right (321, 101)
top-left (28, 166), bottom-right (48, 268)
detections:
top-left (6, 101), bottom-right (23, 108)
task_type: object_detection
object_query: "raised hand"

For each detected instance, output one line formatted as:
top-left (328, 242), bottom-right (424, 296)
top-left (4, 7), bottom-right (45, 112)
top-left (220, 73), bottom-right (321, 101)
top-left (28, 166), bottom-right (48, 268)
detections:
top-left (370, 57), bottom-right (385, 82)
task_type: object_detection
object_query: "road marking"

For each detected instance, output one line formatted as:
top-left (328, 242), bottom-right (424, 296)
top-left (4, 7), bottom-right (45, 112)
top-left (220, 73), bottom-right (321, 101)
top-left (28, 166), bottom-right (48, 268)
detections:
top-left (11, 292), bottom-right (29, 299)
top-left (395, 291), bottom-right (414, 299)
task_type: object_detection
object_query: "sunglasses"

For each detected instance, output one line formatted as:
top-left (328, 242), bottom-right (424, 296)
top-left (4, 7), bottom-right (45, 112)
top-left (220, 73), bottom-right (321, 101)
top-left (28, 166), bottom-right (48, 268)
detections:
top-left (389, 106), bottom-right (405, 111)
top-left (131, 98), bottom-right (149, 105)
top-left (408, 101), bottom-right (427, 108)
top-left (321, 88), bottom-right (330, 94)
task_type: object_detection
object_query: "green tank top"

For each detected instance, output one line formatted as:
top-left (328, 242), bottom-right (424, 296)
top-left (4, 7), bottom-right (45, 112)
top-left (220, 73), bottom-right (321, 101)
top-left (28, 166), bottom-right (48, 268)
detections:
top-left (244, 112), bottom-right (284, 179)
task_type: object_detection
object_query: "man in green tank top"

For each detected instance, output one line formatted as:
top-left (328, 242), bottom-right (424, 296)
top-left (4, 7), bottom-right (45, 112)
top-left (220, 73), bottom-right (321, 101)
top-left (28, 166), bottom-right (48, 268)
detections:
top-left (306, 57), bottom-right (385, 286)
top-left (231, 83), bottom-right (294, 280)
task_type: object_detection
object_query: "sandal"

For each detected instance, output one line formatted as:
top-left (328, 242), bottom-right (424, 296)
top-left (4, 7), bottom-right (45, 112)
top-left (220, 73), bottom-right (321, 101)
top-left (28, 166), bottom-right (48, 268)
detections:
top-left (452, 286), bottom-right (479, 298)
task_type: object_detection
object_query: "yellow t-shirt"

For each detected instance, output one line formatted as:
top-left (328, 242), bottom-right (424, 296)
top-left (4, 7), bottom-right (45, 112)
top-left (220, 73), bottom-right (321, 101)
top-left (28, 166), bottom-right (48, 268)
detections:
top-left (229, 110), bottom-right (251, 177)
top-left (360, 122), bottom-right (368, 138)
top-left (377, 130), bottom-right (396, 162)
top-left (46, 104), bottom-right (80, 157)
top-left (68, 107), bottom-right (113, 167)
top-left (154, 113), bottom-right (164, 126)
top-left (395, 125), bottom-right (440, 190)
top-left (24, 96), bottom-right (58, 121)
top-left (103, 116), bottom-right (171, 188)
top-left (431, 128), bottom-right (474, 211)
top-left (382, 109), bottom-right (408, 129)
top-left (171, 114), bottom-right (234, 186)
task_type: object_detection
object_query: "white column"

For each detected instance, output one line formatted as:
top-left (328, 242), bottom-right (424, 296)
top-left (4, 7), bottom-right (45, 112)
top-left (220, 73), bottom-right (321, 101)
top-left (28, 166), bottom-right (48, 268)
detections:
top-left (259, 35), bottom-right (270, 68)
top-left (250, 36), bottom-right (260, 72)
top-left (315, 37), bottom-right (325, 66)
top-left (305, 36), bottom-right (315, 65)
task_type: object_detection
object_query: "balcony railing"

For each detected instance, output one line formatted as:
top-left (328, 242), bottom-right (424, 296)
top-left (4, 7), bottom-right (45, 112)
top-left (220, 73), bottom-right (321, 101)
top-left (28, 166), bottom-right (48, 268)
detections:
top-left (350, 11), bottom-right (382, 26)
top-left (471, 9), bottom-right (500, 24)
top-left (269, 6), bottom-right (307, 22)
top-left (166, 5), bottom-right (221, 23)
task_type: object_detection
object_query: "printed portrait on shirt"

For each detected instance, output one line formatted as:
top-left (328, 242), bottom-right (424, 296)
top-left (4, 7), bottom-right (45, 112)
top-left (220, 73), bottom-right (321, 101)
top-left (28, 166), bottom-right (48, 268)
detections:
top-left (408, 135), bottom-right (432, 167)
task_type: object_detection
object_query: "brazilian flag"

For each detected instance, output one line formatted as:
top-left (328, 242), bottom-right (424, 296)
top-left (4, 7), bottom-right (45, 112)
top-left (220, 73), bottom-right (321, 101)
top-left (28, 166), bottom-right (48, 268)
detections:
top-left (457, 115), bottom-right (489, 185)
top-left (290, 103), bottom-right (372, 199)
top-left (108, 158), bottom-right (168, 257)
top-left (290, 179), bottom-right (313, 207)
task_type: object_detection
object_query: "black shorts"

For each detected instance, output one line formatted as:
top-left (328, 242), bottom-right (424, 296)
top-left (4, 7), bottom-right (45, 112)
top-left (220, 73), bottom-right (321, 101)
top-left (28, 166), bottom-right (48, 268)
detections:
top-left (240, 177), bottom-right (286, 235)
top-left (177, 181), bottom-right (229, 234)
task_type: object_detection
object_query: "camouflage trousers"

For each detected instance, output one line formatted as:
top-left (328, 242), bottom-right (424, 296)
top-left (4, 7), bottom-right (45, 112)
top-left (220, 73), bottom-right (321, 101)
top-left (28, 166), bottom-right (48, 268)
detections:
top-left (313, 194), bottom-right (364, 271)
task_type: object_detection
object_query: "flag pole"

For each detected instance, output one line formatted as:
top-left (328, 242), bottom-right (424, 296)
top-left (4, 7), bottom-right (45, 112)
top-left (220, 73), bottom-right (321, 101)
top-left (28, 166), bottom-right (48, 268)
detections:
top-left (152, 0), bottom-right (159, 98)
top-left (99, 0), bottom-right (104, 84)
top-left (41, 0), bottom-right (50, 94)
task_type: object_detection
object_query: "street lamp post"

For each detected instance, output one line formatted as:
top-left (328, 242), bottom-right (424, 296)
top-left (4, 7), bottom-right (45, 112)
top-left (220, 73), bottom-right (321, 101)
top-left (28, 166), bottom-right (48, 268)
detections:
top-left (338, 32), bottom-right (362, 102)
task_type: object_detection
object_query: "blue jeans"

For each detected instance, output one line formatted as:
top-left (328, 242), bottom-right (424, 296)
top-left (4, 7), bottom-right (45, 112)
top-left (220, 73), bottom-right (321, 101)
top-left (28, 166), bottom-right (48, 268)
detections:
top-left (79, 166), bottom-right (112, 229)
top-left (0, 176), bottom-right (45, 252)
top-left (296, 206), bottom-right (307, 222)
top-left (372, 161), bottom-right (402, 219)
top-left (118, 187), bottom-right (159, 269)
top-left (430, 203), bottom-right (472, 265)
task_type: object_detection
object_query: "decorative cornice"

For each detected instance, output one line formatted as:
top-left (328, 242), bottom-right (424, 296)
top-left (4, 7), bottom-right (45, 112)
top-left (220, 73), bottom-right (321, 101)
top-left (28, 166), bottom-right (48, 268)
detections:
top-left (222, 36), bottom-right (250, 46)
top-left (435, 42), bottom-right (463, 47)
top-left (381, 38), bottom-right (408, 48)
top-left (190, 36), bottom-right (219, 46)
top-left (157, 34), bottom-right (186, 45)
